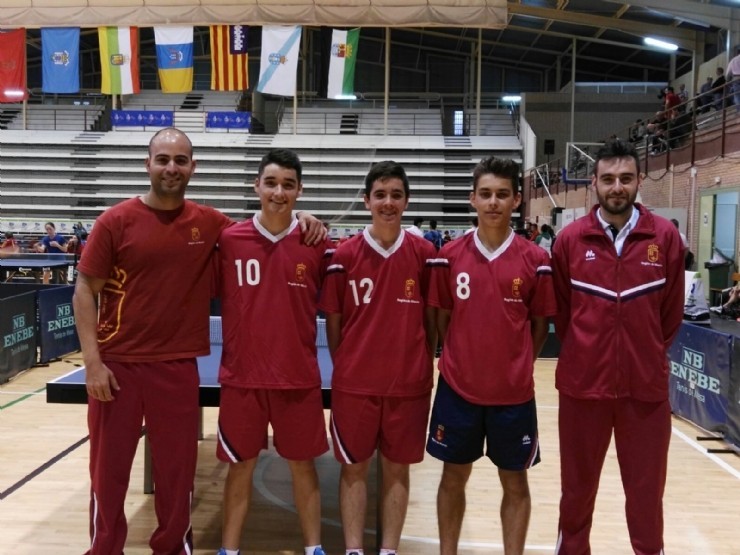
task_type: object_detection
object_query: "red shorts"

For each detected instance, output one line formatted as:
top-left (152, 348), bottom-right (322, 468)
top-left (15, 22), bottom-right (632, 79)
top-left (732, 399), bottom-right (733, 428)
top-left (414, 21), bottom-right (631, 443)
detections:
top-left (217, 385), bottom-right (329, 462)
top-left (330, 390), bottom-right (432, 465)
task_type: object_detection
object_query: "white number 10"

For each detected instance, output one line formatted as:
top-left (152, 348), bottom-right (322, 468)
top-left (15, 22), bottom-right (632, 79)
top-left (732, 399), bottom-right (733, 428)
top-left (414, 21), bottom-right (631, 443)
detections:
top-left (235, 259), bottom-right (260, 286)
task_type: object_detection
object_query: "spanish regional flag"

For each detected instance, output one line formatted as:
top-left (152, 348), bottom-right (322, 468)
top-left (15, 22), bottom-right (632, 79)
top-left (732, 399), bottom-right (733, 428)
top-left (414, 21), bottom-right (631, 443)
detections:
top-left (327, 28), bottom-right (360, 99)
top-left (0, 28), bottom-right (28, 103)
top-left (210, 25), bottom-right (249, 91)
top-left (98, 26), bottom-right (140, 95)
top-left (154, 27), bottom-right (194, 93)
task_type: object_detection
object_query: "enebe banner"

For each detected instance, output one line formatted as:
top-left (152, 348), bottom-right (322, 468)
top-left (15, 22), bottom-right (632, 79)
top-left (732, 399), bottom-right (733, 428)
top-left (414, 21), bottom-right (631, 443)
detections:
top-left (668, 323), bottom-right (731, 432)
top-left (0, 290), bottom-right (37, 383)
top-left (38, 285), bottom-right (80, 363)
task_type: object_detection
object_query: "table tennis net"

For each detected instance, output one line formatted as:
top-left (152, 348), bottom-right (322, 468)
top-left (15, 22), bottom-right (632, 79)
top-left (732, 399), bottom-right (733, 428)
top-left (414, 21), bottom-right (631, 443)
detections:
top-left (209, 316), bottom-right (328, 348)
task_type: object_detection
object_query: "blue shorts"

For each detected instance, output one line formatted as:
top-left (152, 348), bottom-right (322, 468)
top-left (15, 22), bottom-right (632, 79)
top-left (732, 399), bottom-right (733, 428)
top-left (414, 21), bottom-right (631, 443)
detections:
top-left (425, 375), bottom-right (541, 470)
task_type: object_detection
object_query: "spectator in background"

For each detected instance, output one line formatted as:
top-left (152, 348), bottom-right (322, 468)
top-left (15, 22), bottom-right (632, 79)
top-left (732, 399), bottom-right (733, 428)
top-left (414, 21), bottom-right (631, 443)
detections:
top-left (535, 224), bottom-right (555, 255)
top-left (527, 221), bottom-right (540, 242)
top-left (442, 230), bottom-right (452, 245)
top-left (663, 86), bottom-right (681, 120)
top-left (726, 45), bottom-right (740, 112)
top-left (698, 76), bottom-right (714, 113)
top-left (464, 216), bottom-right (478, 235)
top-left (629, 119), bottom-right (645, 144)
top-left (424, 219), bottom-right (444, 250)
top-left (36, 221), bottom-right (69, 283)
top-left (1, 231), bottom-right (20, 254)
top-left (677, 84), bottom-right (689, 113)
top-left (712, 67), bottom-right (727, 111)
top-left (407, 216), bottom-right (424, 237)
top-left (671, 218), bottom-right (693, 270)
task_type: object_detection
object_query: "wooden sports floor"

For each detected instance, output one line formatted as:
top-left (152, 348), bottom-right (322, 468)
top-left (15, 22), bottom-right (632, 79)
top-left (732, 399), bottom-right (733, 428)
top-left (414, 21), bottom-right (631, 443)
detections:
top-left (1, 354), bottom-right (739, 554)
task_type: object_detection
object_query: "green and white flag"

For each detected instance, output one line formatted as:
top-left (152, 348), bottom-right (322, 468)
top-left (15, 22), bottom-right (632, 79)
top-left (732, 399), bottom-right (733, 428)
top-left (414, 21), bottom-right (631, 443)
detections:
top-left (327, 28), bottom-right (359, 99)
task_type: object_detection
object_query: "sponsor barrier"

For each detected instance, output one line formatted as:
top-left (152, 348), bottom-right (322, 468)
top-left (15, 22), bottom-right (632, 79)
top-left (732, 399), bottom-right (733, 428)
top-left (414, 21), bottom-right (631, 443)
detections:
top-left (0, 283), bottom-right (80, 382)
top-left (669, 316), bottom-right (740, 448)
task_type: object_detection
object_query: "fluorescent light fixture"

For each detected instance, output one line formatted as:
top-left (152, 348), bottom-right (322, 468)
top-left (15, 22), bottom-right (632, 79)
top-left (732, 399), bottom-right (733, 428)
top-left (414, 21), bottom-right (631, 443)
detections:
top-left (643, 37), bottom-right (678, 51)
top-left (502, 95), bottom-right (521, 102)
top-left (333, 94), bottom-right (357, 100)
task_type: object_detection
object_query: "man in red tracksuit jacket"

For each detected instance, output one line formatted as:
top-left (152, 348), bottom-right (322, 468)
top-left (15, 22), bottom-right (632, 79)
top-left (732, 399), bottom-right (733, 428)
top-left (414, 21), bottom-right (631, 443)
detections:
top-left (551, 138), bottom-right (685, 555)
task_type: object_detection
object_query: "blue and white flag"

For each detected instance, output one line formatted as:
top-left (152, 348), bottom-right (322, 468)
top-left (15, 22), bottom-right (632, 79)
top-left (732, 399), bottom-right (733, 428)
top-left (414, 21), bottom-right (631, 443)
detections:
top-left (256, 26), bottom-right (302, 97)
top-left (154, 27), bottom-right (193, 93)
top-left (41, 27), bottom-right (80, 94)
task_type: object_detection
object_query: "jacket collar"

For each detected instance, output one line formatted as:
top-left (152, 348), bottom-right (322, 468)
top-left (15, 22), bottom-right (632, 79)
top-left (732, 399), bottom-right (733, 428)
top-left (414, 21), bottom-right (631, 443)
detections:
top-left (583, 203), bottom-right (655, 238)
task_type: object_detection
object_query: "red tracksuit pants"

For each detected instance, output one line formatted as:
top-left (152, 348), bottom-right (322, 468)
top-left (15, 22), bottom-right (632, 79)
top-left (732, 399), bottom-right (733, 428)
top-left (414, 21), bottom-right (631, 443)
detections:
top-left (85, 359), bottom-right (199, 555)
top-left (556, 393), bottom-right (671, 555)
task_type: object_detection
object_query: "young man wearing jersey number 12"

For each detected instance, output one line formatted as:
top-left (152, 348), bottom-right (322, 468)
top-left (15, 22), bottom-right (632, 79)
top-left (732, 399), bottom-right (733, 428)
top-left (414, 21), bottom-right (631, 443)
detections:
top-left (319, 161), bottom-right (438, 555)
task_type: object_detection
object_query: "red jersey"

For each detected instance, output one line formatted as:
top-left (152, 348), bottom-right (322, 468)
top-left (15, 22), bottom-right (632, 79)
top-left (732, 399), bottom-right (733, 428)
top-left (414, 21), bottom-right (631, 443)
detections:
top-left (217, 216), bottom-right (335, 389)
top-left (318, 228), bottom-right (437, 396)
top-left (77, 197), bottom-right (232, 362)
top-left (429, 230), bottom-right (557, 405)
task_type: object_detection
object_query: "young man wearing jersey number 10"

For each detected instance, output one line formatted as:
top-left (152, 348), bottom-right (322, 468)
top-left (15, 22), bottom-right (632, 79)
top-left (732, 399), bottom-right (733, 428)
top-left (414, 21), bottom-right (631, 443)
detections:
top-left (215, 149), bottom-right (335, 555)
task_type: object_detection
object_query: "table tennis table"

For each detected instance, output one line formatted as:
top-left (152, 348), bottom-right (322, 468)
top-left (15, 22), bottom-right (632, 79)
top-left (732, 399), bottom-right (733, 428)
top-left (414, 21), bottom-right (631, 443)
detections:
top-left (47, 317), bottom-right (334, 493)
top-left (0, 253), bottom-right (75, 282)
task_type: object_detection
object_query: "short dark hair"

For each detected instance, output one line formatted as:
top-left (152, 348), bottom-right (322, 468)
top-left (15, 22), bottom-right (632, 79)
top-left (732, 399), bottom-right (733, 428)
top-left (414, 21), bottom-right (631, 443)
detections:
top-left (413, 217), bottom-right (423, 226)
top-left (45, 221), bottom-right (56, 229)
top-left (364, 160), bottom-right (410, 197)
top-left (258, 149), bottom-right (302, 182)
top-left (593, 138), bottom-right (640, 175)
top-left (472, 156), bottom-right (520, 193)
top-left (429, 219), bottom-right (438, 229)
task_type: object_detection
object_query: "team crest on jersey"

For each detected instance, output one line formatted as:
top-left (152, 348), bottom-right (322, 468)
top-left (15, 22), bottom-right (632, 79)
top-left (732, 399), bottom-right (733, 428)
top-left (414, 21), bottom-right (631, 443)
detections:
top-left (191, 227), bottom-right (201, 242)
top-left (647, 243), bottom-right (660, 263)
top-left (97, 267), bottom-right (127, 343)
top-left (435, 424), bottom-right (445, 442)
top-left (512, 277), bottom-right (523, 298)
top-left (295, 263), bottom-right (307, 282)
top-left (404, 278), bottom-right (416, 298)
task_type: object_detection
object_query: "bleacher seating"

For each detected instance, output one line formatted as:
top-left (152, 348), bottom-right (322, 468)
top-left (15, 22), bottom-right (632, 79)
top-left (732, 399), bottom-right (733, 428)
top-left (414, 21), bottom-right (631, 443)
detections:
top-left (0, 122), bottom-right (522, 227)
top-left (1, 104), bottom-right (105, 131)
top-left (278, 107), bottom-right (443, 135)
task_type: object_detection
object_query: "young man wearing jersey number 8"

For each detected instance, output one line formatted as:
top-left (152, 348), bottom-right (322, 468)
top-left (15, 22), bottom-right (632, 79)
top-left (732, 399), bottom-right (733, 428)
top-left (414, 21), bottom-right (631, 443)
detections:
top-left (426, 156), bottom-right (556, 555)
top-left (319, 161), bottom-right (438, 555)
top-left (215, 149), bottom-right (335, 555)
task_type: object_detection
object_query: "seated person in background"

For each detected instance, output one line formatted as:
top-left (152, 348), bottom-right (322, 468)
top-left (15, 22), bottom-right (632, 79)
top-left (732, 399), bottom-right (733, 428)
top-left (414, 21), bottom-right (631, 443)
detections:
top-left (35, 221), bottom-right (69, 283)
top-left (0, 231), bottom-right (20, 281)
top-left (712, 284), bottom-right (740, 318)
top-left (1, 231), bottom-right (20, 255)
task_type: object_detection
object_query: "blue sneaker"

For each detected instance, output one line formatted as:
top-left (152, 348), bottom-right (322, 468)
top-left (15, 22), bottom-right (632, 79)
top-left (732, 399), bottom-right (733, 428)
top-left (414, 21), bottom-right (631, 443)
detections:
top-left (217, 549), bottom-right (240, 555)
top-left (312, 549), bottom-right (326, 555)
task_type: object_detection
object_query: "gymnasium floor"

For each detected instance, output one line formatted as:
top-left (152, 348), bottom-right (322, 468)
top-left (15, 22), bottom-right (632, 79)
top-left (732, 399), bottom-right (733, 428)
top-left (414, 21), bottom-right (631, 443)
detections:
top-left (1, 354), bottom-right (739, 554)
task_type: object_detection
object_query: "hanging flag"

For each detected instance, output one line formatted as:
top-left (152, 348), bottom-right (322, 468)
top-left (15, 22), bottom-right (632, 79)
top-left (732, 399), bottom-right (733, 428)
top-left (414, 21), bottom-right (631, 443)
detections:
top-left (327, 28), bottom-right (359, 99)
top-left (210, 25), bottom-right (249, 91)
top-left (41, 27), bottom-right (80, 94)
top-left (154, 27), bottom-right (194, 93)
top-left (256, 26), bottom-right (302, 97)
top-left (98, 26), bottom-right (140, 95)
top-left (0, 29), bottom-right (28, 103)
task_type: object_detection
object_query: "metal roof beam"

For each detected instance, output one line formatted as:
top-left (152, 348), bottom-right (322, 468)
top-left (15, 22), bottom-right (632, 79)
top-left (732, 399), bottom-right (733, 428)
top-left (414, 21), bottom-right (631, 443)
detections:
top-left (599, 0), bottom-right (735, 30)
top-left (507, 3), bottom-right (696, 50)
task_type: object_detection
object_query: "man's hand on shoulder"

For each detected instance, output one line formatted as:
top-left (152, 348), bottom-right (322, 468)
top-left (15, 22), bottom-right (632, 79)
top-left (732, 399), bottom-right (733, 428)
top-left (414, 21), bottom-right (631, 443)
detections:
top-left (296, 211), bottom-right (328, 245)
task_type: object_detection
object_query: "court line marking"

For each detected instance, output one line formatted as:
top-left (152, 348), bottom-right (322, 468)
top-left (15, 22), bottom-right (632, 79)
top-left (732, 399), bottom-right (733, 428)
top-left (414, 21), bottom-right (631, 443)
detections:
top-left (253, 451), bottom-right (558, 550)
top-left (0, 386), bottom-right (45, 410)
top-left (0, 435), bottom-right (89, 500)
top-left (672, 426), bottom-right (740, 481)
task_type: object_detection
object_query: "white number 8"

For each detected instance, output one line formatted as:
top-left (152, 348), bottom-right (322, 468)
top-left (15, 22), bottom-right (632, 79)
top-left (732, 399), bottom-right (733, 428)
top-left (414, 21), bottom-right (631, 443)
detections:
top-left (456, 272), bottom-right (471, 300)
